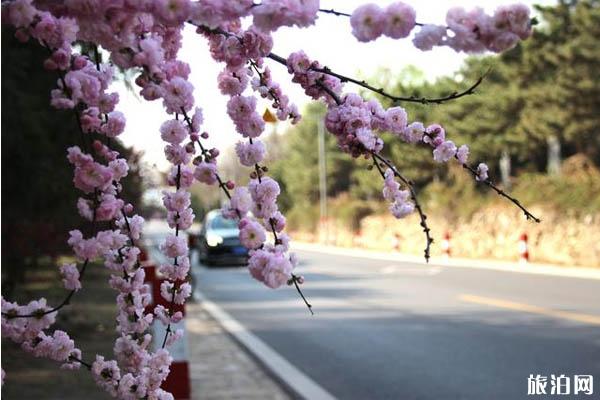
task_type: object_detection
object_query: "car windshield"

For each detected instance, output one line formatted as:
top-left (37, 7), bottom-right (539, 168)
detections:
top-left (209, 215), bottom-right (238, 230)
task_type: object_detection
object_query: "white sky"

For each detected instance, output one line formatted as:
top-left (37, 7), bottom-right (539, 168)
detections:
top-left (115, 0), bottom-right (550, 171)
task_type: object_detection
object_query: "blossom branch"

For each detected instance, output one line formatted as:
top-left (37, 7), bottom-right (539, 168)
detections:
top-left (195, 25), bottom-right (482, 106)
top-left (371, 152), bottom-right (433, 261)
top-left (267, 52), bottom-right (486, 105)
top-left (248, 138), bottom-right (314, 314)
top-left (180, 109), bottom-right (233, 201)
top-left (459, 159), bottom-right (541, 222)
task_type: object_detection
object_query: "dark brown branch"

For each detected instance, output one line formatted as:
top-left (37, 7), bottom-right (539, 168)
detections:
top-left (318, 8), bottom-right (351, 17)
top-left (266, 53), bottom-right (486, 105)
top-left (247, 137), bottom-right (314, 315)
top-left (180, 108), bottom-right (233, 200)
top-left (290, 275), bottom-right (313, 315)
top-left (459, 159), bottom-right (541, 223)
top-left (68, 355), bottom-right (92, 370)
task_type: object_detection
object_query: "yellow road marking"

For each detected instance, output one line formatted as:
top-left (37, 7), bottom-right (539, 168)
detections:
top-left (459, 294), bottom-right (600, 326)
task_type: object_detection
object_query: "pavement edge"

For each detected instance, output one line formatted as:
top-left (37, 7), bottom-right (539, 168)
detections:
top-left (192, 290), bottom-right (337, 400)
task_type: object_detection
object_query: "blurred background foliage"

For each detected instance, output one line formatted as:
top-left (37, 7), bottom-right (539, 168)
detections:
top-left (1, 27), bottom-right (145, 295)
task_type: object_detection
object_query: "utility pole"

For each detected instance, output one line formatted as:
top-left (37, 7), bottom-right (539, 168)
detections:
top-left (317, 119), bottom-right (328, 243)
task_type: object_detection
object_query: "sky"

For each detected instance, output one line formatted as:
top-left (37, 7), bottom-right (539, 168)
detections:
top-left (114, 0), bottom-right (551, 171)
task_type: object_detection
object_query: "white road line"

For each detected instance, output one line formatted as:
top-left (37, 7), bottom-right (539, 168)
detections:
top-left (193, 290), bottom-right (337, 400)
top-left (379, 265), bottom-right (441, 275)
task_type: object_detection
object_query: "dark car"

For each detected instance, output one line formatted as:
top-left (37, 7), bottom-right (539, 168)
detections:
top-left (196, 210), bottom-right (248, 266)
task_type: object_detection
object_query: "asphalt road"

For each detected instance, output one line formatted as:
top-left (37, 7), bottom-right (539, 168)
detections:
top-left (190, 249), bottom-right (600, 400)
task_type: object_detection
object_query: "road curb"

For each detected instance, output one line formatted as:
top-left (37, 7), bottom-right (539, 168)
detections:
top-left (291, 242), bottom-right (600, 280)
top-left (192, 289), bottom-right (337, 400)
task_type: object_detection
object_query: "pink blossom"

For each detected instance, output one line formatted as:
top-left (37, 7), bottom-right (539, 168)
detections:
top-left (382, 169), bottom-right (401, 202)
top-left (402, 121), bottom-right (425, 143)
top-left (167, 208), bottom-right (194, 230)
top-left (249, 177), bottom-right (280, 205)
top-left (262, 252), bottom-right (293, 289)
top-left (161, 234), bottom-right (188, 258)
top-left (493, 4), bottom-right (532, 39)
top-left (96, 230), bottom-right (128, 252)
top-left (23, 298), bottom-right (57, 337)
top-left (237, 113), bottom-right (265, 138)
top-left (217, 67), bottom-right (249, 96)
top-left (80, 107), bottom-right (102, 133)
top-left (390, 195), bottom-right (414, 219)
top-left (98, 92), bottom-right (119, 114)
top-left (77, 198), bottom-right (94, 220)
top-left (169, 165), bottom-right (194, 188)
top-left (154, 304), bottom-right (183, 325)
top-left (413, 25), bottom-right (447, 51)
top-left (235, 140), bottom-right (266, 166)
top-left (476, 163), bottom-right (489, 181)
top-left (456, 144), bottom-right (470, 164)
top-left (91, 356), bottom-right (121, 396)
top-left (230, 186), bottom-right (253, 214)
top-left (159, 258), bottom-right (190, 282)
top-left (487, 31), bottom-right (520, 52)
top-left (6, 0), bottom-right (37, 28)
top-left (385, 106), bottom-right (408, 134)
top-left (68, 230), bottom-right (101, 260)
top-left (95, 194), bottom-right (124, 221)
top-left (60, 263), bottom-right (81, 291)
top-left (239, 217), bottom-right (266, 249)
top-left (383, 2), bottom-right (416, 39)
top-left (433, 140), bottom-right (457, 163)
top-left (174, 283), bottom-right (191, 304)
top-left (162, 77), bottom-right (194, 114)
top-left (153, 0), bottom-right (192, 25)
top-left (252, 0), bottom-right (319, 32)
top-left (247, 249), bottom-right (270, 282)
top-left (115, 215), bottom-right (144, 240)
top-left (193, 162), bottom-right (217, 185)
top-left (160, 119), bottom-right (188, 145)
top-left (227, 95), bottom-right (256, 120)
top-left (355, 127), bottom-right (378, 151)
top-left (424, 124), bottom-right (446, 147)
top-left (163, 189), bottom-right (190, 212)
top-left (268, 211), bottom-right (286, 233)
top-left (164, 144), bottom-right (192, 165)
top-left (101, 111), bottom-right (126, 138)
top-left (351, 4), bottom-right (385, 42)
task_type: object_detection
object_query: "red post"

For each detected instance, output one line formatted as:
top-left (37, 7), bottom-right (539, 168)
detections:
top-left (518, 232), bottom-right (529, 263)
top-left (392, 232), bottom-right (401, 252)
top-left (143, 256), bottom-right (191, 399)
top-left (441, 231), bottom-right (451, 258)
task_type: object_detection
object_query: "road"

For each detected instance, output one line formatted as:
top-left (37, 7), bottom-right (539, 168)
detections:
top-left (190, 249), bottom-right (600, 400)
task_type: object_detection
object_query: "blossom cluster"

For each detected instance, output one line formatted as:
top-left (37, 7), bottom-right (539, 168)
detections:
top-left (2, 1), bottom-right (180, 397)
top-left (192, 0), bottom-right (318, 33)
top-left (349, 2), bottom-right (532, 53)
top-left (201, 27), bottom-right (302, 289)
top-left (250, 64), bottom-right (301, 123)
top-left (351, 2), bottom-right (416, 42)
top-left (287, 49), bottom-right (489, 220)
top-left (286, 50), bottom-right (343, 104)
top-left (1, 298), bottom-right (81, 369)
top-left (413, 5), bottom-right (532, 52)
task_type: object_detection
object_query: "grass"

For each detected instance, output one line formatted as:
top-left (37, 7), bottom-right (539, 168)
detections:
top-left (2, 257), bottom-right (117, 400)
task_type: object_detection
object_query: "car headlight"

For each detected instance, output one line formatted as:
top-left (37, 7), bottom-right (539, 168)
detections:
top-left (206, 233), bottom-right (223, 247)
